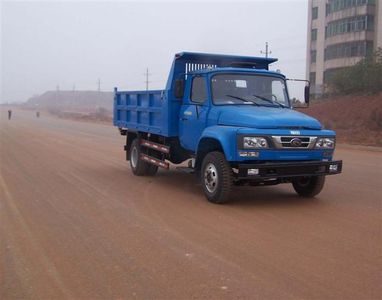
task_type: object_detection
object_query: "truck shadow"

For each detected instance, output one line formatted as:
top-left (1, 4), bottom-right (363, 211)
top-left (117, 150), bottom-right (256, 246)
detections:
top-left (96, 165), bottom-right (323, 208)
top-left (152, 169), bottom-right (322, 208)
top-left (228, 188), bottom-right (317, 207)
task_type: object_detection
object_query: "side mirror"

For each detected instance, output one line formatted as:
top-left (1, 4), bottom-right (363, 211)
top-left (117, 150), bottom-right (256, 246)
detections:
top-left (304, 85), bottom-right (310, 105)
top-left (174, 79), bottom-right (185, 99)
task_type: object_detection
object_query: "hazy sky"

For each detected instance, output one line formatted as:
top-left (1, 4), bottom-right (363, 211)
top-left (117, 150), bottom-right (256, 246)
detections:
top-left (1, 0), bottom-right (308, 103)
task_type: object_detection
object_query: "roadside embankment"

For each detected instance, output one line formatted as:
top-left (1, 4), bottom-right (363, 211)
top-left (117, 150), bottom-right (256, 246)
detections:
top-left (299, 93), bottom-right (382, 147)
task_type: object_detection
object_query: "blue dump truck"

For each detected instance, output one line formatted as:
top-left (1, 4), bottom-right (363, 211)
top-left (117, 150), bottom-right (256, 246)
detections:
top-left (114, 52), bottom-right (342, 203)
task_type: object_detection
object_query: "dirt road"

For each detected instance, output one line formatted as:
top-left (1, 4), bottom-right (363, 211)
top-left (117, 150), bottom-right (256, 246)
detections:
top-left (1, 109), bottom-right (381, 299)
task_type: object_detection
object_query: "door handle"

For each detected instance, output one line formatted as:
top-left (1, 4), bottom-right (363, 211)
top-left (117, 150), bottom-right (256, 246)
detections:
top-left (180, 117), bottom-right (188, 121)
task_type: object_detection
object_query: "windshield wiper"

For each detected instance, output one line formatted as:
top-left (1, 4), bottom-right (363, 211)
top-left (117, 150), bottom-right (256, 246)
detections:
top-left (225, 95), bottom-right (259, 106)
top-left (252, 94), bottom-right (287, 108)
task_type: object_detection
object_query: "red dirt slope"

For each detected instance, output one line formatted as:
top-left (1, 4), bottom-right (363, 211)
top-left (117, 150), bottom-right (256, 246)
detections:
top-left (300, 93), bottom-right (382, 146)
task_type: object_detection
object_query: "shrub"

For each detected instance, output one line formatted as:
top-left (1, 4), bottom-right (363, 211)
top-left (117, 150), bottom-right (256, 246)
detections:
top-left (328, 48), bottom-right (382, 95)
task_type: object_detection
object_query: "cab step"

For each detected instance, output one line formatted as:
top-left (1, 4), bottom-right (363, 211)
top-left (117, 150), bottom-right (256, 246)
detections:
top-left (140, 153), bottom-right (169, 169)
top-left (140, 139), bottom-right (170, 154)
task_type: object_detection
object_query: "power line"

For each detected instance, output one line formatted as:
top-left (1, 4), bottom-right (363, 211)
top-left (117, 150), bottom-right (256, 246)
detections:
top-left (260, 42), bottom-right (272, 58)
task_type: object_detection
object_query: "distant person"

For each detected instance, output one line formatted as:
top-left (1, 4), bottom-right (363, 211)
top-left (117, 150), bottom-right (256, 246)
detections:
top-left (36, 111), bottom-right (40, 118)
top-left (8, 109), bottom-right (12, 120)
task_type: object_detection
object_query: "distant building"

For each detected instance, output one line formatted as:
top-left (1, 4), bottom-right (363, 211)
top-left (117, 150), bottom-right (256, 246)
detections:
top-left (306, 0), bottom-right (382, 97)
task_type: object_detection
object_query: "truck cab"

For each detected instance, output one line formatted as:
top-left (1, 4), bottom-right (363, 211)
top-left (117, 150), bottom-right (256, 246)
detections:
top-left (114, 52), bottom-right (342, 203)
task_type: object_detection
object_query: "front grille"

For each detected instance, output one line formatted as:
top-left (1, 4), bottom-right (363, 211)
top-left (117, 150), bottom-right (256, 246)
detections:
top-left (272, 136), bottom-right (317, 149)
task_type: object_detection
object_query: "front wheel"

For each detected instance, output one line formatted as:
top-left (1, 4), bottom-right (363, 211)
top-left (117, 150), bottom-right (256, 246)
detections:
top-left (201, 152), bottom-right (233, 204)
top-left (292, 175), bottom-right (325, 197)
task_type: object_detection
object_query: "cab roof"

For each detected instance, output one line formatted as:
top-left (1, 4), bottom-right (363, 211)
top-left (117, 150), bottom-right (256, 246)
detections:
top-left (188, 67), bottom-right (285, 78)
top-left (175, 52), bottom-right (277, 69)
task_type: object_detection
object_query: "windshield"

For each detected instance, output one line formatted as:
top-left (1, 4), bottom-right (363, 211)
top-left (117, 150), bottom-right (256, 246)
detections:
top-left (211, 74), bottom-right (290, 107)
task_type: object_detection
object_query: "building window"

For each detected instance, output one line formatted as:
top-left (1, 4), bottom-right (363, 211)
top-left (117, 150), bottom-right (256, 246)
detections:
top-left (311, 29), bottom-right (318, 41)
top-left (309, 72), bottom-right (316, 85)
top-left (325, 15), bottom-right (374, 38)
top-left (326, 0), bottom-right (373, 15)
top-left (311, 50), bottom-right (317, 63)
top-left (312, 7), bottom-right (318, 20)
top-left (324, 41), bottom-right (374, 60)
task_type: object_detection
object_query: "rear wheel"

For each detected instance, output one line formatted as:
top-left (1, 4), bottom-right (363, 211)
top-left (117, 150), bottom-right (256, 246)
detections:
top-left (146, 164), bottom-right (158, 176)
top-left (129, 138), bottom-right (149, 176)
top-left (129, 138), bottom-right (159, 176)
top-left (201, 151), bottom-right (233, 204)
top-left (145, 148), bottom-right (159, 176)
top-left (292, 175), bottom-right (325, 197)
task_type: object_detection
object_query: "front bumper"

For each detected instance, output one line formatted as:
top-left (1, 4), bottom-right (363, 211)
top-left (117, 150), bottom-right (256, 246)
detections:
top-left (236, 160), bottom-right (342, 180)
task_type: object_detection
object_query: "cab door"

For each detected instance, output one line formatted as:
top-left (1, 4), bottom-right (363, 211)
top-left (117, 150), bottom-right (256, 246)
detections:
top-left (179, 76), bottom-right (209, 151)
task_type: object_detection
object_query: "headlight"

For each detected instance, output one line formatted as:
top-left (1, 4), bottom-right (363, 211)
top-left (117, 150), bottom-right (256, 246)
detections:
top-left (315, 137), bottom-right (335, 149)
top-left (243, 137), bottom-right (268, 149)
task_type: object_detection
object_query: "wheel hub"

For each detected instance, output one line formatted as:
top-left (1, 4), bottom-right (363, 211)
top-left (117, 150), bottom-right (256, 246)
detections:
top-left (204, 163), bottom-right (218, 193)
top-left (131, 146), bottom-right (138, 168)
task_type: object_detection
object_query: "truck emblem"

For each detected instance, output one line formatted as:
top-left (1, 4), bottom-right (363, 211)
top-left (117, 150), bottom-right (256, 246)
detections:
top-left (290, 138), bottom-right (302, 147)
top-left (290, 130), bottom-right (301, 135)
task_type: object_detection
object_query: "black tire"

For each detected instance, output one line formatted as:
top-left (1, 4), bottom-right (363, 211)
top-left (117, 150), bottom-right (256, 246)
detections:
top-left (292, 175), bottom-right (325, 197)
top-left (145, 148), bottom-right (159, 176)
top-left (129, 138), bottom-right (149, 176)
top-left (201, 151), bottom-right (233, 204)
top-left (146, 164), bottom-right (158, 176)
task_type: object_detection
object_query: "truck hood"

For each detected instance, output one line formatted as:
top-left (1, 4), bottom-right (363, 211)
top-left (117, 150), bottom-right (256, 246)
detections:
top-left (217, 106), bottom-right (322, 130)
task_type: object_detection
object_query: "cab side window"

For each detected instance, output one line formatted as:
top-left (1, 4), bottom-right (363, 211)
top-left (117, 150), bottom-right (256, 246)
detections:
top-left (191, 77), bottom-right (207, 104)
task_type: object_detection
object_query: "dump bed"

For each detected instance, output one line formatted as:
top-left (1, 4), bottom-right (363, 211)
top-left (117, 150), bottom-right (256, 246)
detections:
top-left (114, 89), bottom-right (173, 136)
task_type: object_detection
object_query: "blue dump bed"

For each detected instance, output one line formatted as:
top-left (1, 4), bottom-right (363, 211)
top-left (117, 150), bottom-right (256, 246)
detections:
top-left (114, 87), bottom-right (183, 137)
top-left (114, 89), bottom-right (170, 135)
top-left (113, 52), bottom-right (277, 137)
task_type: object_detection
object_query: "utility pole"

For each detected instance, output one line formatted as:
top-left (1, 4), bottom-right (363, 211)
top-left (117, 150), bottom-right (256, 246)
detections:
top-left (260, 42), bottom-right (272, 58)
top-left (97, 78), bottom-right (101, 92)
top-left (144, 68), bottom-right (151, 91)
